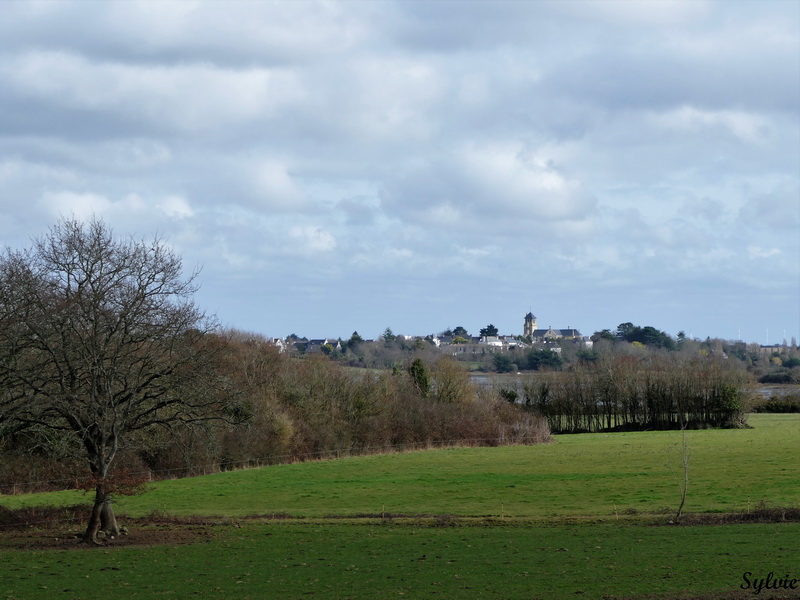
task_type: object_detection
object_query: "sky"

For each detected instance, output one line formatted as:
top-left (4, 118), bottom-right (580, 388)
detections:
top-left (0, 0), bottom-right (798, 344)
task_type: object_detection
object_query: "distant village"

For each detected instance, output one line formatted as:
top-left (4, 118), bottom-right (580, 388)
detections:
top-left (270, 312), bottom-right (592, 355)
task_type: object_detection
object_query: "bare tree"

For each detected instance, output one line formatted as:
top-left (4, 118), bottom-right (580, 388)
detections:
top-left (0, 218), bottom-right (230, 544)
top-left (674, 424), bottom-right (690, 523)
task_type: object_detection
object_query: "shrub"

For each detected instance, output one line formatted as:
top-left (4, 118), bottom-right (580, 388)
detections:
top-left (758, 372), bottom-right (794, 384)
top-left (751, 395), bottom-right (800, 413)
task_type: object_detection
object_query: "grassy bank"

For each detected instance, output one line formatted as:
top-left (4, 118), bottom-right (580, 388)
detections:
top-left (2, 414), bottom-right (797, 519)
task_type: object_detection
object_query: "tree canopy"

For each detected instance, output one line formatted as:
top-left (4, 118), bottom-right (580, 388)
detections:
top-left (615, 322), bottom-right (676, 350)
top-left (525, 349), bottom-right (563, 371)
top-left (492, 353), bottom-right (516, 373)
top-left (480, 324), bottom-right (499, 337)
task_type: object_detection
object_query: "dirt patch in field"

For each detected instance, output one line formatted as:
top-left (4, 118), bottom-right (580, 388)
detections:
top-left (0, 506), bottom-right (233, 550)
top-left (667, 505), bottom-right (800, 526)
top-left (2, 503), bottom-right (800, 553)
top-left (0, 522), bottom-right (217, 550)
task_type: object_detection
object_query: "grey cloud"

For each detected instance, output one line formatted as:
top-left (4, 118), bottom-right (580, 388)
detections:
top-left (383, 1), bottom-right (556, 52)
top-left (0, 1), bottom-right (362, 67)
top-left (549, 46), bottom-right (798, 114)
top-left (337, 197), bottom-right (380, 226)
top-left (737, 185), bottom-right (800, 232)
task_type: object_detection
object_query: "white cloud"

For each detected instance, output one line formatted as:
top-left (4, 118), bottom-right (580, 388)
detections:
top-left (747, 246), bottom-right (782, 259)
top-left (40, 190), bottom-right (195, 227)
top-left (157, 195), bottom-right (194, 219)
top-left (288, 226), bottom-right (336, 253)
top-left (40, 191), bottom-right (112, 220)
top-left (459, 142), bottom-right (592, 221)
top-left (424, 203), bottom-right (462, 228)
top-left (246, 159), bottom-right (311, 211)
top-left (654, 106), bottom-right (768, 143)
top-left (342, 57), bottom-right (447, 141)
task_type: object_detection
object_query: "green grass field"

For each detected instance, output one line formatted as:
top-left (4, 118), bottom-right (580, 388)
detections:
top-left (1, 414), bottom-right (799, 599)
top-left (4, 414), bottom-right (798, 518)
top-left (2, 521), bottom-right (799, 599)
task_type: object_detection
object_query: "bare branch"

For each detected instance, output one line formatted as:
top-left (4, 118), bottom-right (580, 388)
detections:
top-left (0, 217), bottom-right (231, 543)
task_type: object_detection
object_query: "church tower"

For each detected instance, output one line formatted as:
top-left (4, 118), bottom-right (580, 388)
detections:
top-left (524, 312), bottom-right (537, 338)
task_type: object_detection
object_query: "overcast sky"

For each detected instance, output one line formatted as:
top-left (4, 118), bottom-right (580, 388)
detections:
top-left (1, 0), bottom-right (798, 344)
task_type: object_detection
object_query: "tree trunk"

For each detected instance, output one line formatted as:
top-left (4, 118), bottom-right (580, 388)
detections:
top-left (83, 481), bottom-right (123, 543)
top-left (674, 425), bottom-right (690, 524)
top-left (83, 483), bottom-right (106, 544)
top-left (100, 498), bottom-right (121, 537)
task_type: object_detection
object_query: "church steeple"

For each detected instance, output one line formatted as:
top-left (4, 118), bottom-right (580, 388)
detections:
top-left (524, 312), bottom-right (537, 338)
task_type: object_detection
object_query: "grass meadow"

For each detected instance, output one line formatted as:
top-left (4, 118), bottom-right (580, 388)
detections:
top-left (1, 414), bottom-right (799, 599)
top-left (2, 521), bottom-right (799, 599)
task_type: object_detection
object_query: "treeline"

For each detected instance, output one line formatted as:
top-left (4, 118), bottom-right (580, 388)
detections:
top-left (285, 322), bottom-right (799, 385)
top-left (0, 331), bottom-right (549, 494)
top-left (493, 325), bottom-right (799, 387)
top-left (751, 394), bottom-right (800, 413)
top-left (509, 353), bottom-right (750, 433)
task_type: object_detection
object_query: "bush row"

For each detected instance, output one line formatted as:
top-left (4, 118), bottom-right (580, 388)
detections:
top-left (750, 394), bottom-right (800, 413)
top-left (0, 333), bottom-right (550, 493)
top-left (509, 354), bottom-right (750, 433)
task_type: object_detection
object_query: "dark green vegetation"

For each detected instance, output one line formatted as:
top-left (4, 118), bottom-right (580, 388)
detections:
top-left (479, 323), bottom-right (499, 337)
top-left (752, 393), bottom-right (800, 413)
top-left (602, 322), bottom-right (677, 350)
top-left (493, 348), bottom-right (564, 373)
